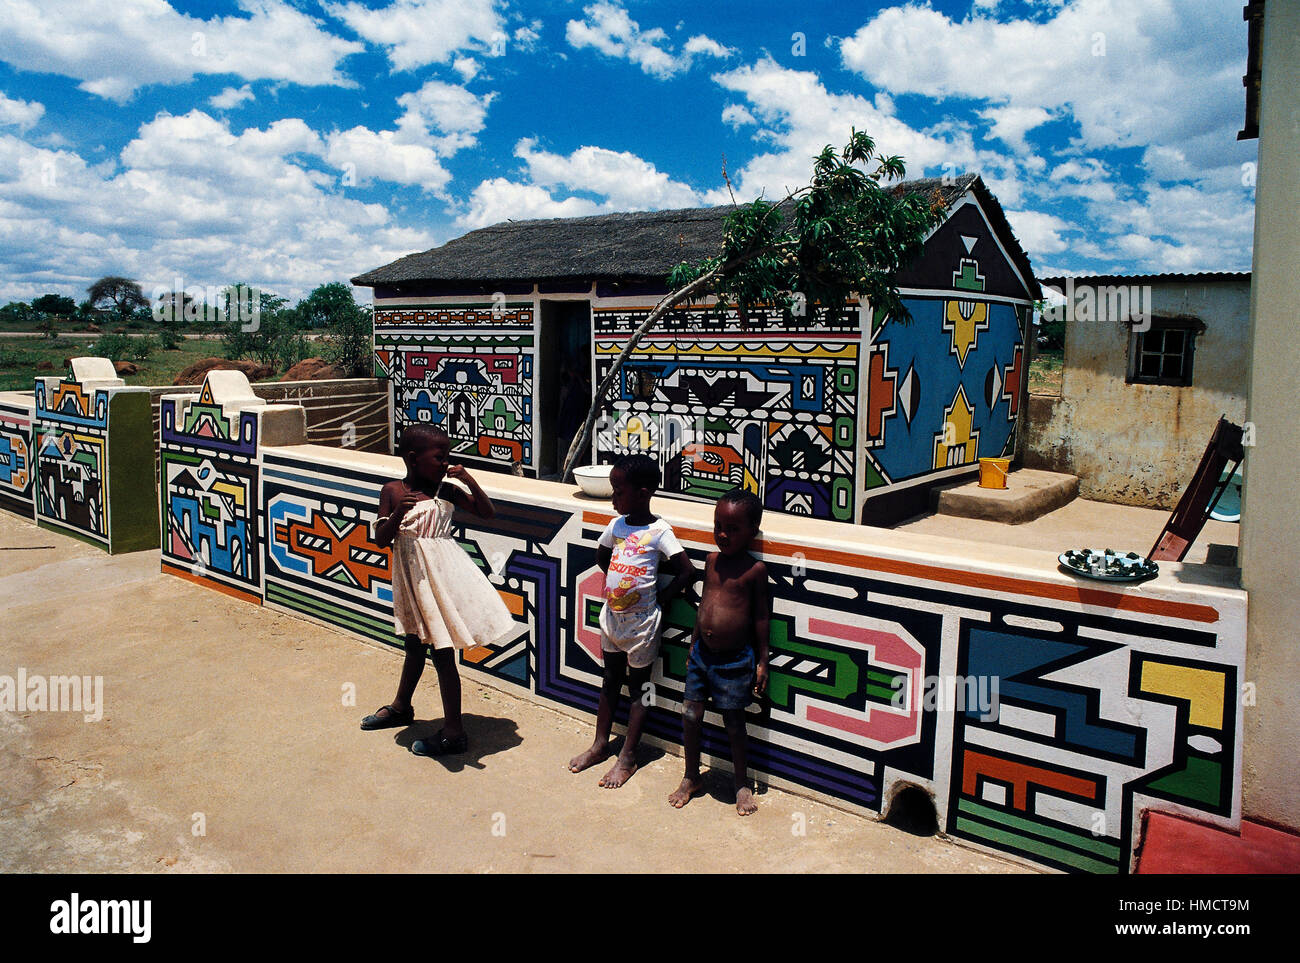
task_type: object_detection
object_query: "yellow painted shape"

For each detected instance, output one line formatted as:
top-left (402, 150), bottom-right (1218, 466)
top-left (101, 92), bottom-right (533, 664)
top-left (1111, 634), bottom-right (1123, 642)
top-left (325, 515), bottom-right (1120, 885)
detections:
top-left (1140, 662), bottom-right (1226, 730)
top-left (944, 299), bottom-right (989, 366)
top-left (933, 385), bottom-right (979, 469)
top-left (212, 479), bottom-right (245, 507)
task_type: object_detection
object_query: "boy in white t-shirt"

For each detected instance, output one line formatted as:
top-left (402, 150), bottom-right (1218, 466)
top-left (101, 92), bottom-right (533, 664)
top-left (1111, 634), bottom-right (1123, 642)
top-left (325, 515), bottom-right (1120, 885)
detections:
top-left (568, 454), bottom-right (695, 788)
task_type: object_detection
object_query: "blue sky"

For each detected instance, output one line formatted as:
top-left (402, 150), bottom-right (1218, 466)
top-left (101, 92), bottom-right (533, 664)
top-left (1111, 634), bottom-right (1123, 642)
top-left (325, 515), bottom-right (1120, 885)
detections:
top-left (0, 0), bottom-right (1258, 305)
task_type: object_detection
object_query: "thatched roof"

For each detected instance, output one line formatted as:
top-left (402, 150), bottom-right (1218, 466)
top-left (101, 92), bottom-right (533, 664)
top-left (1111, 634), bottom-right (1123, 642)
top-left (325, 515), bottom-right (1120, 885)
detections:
top-left (352, 173), bottom-right (1000, 289)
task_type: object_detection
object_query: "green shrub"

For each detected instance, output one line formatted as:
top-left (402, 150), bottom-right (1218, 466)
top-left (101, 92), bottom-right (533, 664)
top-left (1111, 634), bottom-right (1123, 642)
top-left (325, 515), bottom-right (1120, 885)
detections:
top-left (90, 333), bottom-right (132, 361)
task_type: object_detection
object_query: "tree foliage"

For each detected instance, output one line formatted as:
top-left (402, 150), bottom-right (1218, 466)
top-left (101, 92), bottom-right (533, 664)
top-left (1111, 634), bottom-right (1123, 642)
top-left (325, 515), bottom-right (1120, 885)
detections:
top-left (297, 283), bottom-right (371, 377)
top-left (562, 129), bottom-right (949, 481)
top-left (220, 285), bottom-right (309, 370)
top-left (87, 276), bottom-right (150, 324)
top-left (32, 294), bottom-right (77, 317)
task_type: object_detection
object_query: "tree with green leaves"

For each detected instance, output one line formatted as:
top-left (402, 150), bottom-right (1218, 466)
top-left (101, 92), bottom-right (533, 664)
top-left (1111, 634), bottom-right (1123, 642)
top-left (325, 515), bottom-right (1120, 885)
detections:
top-left (87, 276), bottom-right (150, 325)
top-left (560, 129), bottom-right (950, 482)
top-left (32, 294), bottom-right (77, 318)
top-left (298, 282), bottom-right (372, 376)
top-left (220, 284), bottom-right (309, 371)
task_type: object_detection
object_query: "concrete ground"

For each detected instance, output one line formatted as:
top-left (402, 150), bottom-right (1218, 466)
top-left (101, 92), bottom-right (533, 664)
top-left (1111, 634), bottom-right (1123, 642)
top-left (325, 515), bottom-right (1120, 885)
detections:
top-left (0, 510), bottom-right (1030, 874)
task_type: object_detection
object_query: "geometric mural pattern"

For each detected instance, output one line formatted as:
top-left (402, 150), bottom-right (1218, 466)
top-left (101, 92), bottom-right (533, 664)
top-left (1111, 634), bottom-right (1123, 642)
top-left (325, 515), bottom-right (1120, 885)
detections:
top-left (593, 303), bottom-right (860, 522)
top-left (33, 377), bottom-right (114, 547)
top-left (864, 283), bottom-right (1027, 494)
top-left (0, 398), bottom-right (34, 517)
top-left (375, 303), bottom-right (536, 472)
top-left (159, 381), bottom-right (263, 603)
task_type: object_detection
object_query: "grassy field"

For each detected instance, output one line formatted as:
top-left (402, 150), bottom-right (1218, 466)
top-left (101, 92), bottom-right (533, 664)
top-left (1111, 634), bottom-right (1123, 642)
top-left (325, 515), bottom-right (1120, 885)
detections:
top-left (1029, 348), bottom-right (1064, 395)
top-left (0, 336), bottom-right (228, 391)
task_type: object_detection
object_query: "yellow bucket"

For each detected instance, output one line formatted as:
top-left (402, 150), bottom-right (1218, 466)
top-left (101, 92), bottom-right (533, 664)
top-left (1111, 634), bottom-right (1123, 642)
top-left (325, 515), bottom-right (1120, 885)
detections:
top-left (978, 457), bottom-right (1010, 489)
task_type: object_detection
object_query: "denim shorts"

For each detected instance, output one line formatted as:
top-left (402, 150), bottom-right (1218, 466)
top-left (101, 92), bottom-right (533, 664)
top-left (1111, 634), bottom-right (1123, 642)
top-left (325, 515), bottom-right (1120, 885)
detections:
top-left (683, 641), bottom-right (755, 711)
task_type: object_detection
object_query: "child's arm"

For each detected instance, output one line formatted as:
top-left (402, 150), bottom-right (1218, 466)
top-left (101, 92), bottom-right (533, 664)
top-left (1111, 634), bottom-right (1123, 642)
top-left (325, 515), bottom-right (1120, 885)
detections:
top-left (374, 481), bottom-right (416, 549)
top-left (657, 550), bottom-right (696, 610)
top-left (596, 544), bottom-right (612, 573)
top-left (752, 560), bottom-right (771, 695)
top-left (442, 464), bottom-right (495, 519)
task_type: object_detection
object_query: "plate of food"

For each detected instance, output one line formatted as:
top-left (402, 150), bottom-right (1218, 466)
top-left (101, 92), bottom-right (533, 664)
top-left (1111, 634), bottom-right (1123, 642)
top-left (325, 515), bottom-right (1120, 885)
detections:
top-left (1058, 547), bottom-right (1159, 583)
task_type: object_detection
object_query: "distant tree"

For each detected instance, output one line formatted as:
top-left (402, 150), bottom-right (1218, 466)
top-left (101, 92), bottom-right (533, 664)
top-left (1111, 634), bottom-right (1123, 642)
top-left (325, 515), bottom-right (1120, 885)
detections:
top-left (220, 284), bottom-right (308, 371)
top-left (32, 294), bottom-right (77, 317)
top-left (87, 276), bottom-right (150, 325)
top-left (0, 300), bottom-right (36, 327)
top-left (299, 282), bottom-right (372, 376)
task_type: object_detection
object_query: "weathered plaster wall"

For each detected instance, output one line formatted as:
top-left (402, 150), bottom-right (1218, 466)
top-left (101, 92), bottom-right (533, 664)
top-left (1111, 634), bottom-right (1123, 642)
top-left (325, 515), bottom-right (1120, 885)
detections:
top-left (1026, 279), bottom-right (1249, 508)
top-left (1239, 0), bottom-right (1300, 832)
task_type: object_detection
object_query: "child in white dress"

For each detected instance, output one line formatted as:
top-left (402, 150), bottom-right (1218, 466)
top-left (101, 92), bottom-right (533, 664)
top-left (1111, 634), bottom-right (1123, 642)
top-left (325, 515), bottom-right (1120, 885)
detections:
top-left (361, 424), bottom-right (516, 755)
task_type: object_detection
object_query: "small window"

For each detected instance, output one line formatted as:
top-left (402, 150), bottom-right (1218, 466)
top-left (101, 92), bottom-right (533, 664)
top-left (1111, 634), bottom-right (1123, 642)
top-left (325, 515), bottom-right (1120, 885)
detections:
top-left (1128, 317), bottom-right (1202, 387)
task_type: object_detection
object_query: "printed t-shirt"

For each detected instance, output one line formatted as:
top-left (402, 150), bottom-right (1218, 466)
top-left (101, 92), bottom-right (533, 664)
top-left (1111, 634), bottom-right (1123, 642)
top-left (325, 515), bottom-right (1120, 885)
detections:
top-left (598, 516), bottom-right (684, 614)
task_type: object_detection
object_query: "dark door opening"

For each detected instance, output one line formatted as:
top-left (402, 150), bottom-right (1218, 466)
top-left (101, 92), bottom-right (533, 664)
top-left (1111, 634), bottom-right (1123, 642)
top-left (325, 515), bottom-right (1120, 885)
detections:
top-left (537, 300), bottom-right (592, 478)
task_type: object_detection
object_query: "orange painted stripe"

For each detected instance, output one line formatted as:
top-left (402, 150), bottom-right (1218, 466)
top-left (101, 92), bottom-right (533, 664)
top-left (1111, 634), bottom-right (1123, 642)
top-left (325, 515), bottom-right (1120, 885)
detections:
top-left (463, 645), bottom-right (492, 664)
top-left (580, 510), bottom-right (1218, 624)
top-left (961, 748), bottom-right (1099, 810)
top-left (162, 562), bottom-right (263, 606)
top-left (498, 589), bottom-right (525, 617)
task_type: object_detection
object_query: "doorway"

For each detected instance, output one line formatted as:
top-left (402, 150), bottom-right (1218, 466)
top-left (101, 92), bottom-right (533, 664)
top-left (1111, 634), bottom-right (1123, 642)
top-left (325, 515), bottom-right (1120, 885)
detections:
top-left (537, 300), bottom-right (592, 478)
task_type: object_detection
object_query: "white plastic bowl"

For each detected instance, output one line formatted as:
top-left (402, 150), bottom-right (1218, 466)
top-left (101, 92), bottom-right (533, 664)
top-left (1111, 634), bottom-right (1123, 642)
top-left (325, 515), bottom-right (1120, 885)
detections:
top-left (573, 464), bottom-right (614, 497)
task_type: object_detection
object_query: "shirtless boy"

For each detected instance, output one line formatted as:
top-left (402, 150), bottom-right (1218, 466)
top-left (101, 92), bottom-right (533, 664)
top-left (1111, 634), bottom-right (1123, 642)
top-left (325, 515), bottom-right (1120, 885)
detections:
top-left (669, 487), bottom-right (770, 815)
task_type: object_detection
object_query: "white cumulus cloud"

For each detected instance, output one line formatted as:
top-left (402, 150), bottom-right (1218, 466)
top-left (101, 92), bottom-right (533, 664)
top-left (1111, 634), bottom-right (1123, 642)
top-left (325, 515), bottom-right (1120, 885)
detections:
top-left (325, 0), bottom-right (506, 71)
top-left (566, 2), bottom-right (733, 79)
top-left (0, 92), bottom-right (44, 131)
top-left (0, 0), bottom-right (362, 102)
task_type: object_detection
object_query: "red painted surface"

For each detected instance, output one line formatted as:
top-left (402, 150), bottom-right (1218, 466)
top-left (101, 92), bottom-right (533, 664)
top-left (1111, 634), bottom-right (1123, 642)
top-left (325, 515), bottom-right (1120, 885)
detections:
top-left (1138, 811), bottom-right (1300, 873)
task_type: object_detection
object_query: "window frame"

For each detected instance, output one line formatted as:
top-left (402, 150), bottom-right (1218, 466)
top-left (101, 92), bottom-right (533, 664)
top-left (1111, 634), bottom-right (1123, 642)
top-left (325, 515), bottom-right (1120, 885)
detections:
top-left (1126, 314), bottom-right (1205, 387)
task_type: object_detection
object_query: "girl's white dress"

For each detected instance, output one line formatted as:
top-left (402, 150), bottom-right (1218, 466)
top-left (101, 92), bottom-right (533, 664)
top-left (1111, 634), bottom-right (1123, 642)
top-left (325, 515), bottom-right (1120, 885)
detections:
top-left (389, 494), bottom-right (516, 650)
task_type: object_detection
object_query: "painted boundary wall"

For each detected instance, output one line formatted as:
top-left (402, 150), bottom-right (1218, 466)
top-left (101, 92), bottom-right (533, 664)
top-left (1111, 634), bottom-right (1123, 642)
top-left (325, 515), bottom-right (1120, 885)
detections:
top-left (148, 378), bottom-right (391, 462)
top-left (0, 371), bottom-right (158, 553)
top-left (156, 409), bottom-right (1246, 874)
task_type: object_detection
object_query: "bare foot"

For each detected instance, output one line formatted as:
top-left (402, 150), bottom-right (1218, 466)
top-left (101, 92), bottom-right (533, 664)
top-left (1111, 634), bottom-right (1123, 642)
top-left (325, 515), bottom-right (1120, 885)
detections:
top-left (568, 743), bottom-right (611, 773)
top-left (736, 786), bottom-right (757, 816)
top-left (668, 777), bottom-right (704, 809)
top-left (599, 756), bottom-right (637, 788)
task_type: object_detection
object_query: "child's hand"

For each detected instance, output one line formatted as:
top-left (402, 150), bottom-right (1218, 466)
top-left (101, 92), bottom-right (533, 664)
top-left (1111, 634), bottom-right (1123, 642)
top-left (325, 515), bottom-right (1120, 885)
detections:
top-left (753, 661), bottom-right (769, 697)
top-left (445, 464), bottom-right (471, 484)
top-left (395, 489), bottom-right (420, 517)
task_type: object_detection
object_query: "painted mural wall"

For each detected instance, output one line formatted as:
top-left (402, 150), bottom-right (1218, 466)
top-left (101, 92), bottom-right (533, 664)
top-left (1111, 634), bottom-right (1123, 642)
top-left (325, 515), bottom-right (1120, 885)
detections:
top-left (0, 394), bottom-right (34, 517)
top-left (373, 301), bottom-right (536, 472)
top-left (159, 381), bottom-right (267, 603)
top-left (366, 190), bottom-right (1031, 526)
top-left (593, 300), bottom-right (862, 521)
top-left (30, 374), bottom-right (157, 553)
top-left (152, 379), bottom-right (1245, 873)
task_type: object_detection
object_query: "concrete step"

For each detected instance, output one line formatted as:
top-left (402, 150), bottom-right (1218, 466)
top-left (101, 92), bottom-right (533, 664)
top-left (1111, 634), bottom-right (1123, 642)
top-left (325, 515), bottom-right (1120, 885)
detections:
top-left (932, 468), bottom-right (1080, 524)
top-left (1137, 811), bottom-right (1300, 873)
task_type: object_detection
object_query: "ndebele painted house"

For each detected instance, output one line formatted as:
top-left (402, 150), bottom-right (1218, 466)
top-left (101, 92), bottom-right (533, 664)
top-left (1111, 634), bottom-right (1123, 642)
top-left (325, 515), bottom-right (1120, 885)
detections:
top-left (351, 173), bottom-right (1040, 525)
